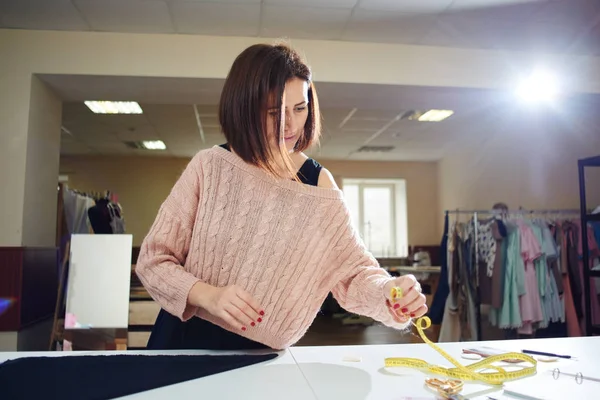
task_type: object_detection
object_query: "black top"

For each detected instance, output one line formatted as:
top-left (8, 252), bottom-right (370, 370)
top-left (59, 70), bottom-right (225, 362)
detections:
top-left (219, 143), bottom-right (322, 186)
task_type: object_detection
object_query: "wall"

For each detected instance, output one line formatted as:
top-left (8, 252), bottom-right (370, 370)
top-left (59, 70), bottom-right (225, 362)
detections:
top-left (320, 160), bottom-right (439, 247)
top-left (59, 155), bottom-right (440, 246)
top-left (22, 76), bottom-right (62, 246)
top-left (0, 68), bottom-right (33, 246)
top-left (4, 29), bottom-right (599, 92)
top-left (3, 27), bottom-right (600, 245)
top-left (438, 104), bottom-right (600, 228)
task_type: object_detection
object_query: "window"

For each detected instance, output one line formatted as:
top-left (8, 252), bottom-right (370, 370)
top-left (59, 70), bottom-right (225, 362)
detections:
top-left (342, 179), bottom-right (408, 257)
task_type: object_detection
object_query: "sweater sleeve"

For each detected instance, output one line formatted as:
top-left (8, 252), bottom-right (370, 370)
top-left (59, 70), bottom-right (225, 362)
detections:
top-left (135, 154), bottom-right (203, 321)
top-left (330, 207), bottom-right (411, 330)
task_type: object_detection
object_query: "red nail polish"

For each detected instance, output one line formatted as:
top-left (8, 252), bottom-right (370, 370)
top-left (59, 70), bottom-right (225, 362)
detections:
top-left (410, 313), bottom-right (415, 317)
top-left (393, 303), bottom-right (400, 309)
top-left (251, 322), bottom-right (256, 327)
top-left (260, 310), bottom-right (265, 316)
top-left (242, 327), bottom-right (247, 331)
top-left (401, 308), bottom-right (408, 313)
top-left (257, 318), bottom-right (263, 323)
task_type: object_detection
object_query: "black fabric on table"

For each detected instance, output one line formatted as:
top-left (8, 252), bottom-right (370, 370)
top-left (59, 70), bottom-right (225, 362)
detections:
top-left (0, 353), bottom-right (278, 400)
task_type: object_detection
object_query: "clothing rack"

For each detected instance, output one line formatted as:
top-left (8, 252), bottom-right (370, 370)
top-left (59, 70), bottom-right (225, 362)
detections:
top-left (51, 184), bottom-right (124, 350)
top-left (445, 209), bottom-right (581, 215)
top-left (578, 155), bottom-right (600, 336)
top-left (444, 208), bottom-right (581, 341)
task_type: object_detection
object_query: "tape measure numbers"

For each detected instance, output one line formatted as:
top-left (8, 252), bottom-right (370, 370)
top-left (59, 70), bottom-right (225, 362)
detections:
top-left (385, 287), bottom-right (537, 386)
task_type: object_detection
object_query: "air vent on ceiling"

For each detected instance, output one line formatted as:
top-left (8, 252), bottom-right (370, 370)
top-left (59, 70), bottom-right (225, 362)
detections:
top-left (399, 110), bottom-right (418, 120)
top-left (357, 145), bottom-right (395, 153)
top-left (124, 141), bottom-right (144, 149)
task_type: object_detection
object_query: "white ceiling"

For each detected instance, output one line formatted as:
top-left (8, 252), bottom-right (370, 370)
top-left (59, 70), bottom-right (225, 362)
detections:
top-left (58, 100), bottom-right (473, 161)
top-left (1, 0), bottom-right (599, 55)
top-left (50, 75), bottom-right (600, 161)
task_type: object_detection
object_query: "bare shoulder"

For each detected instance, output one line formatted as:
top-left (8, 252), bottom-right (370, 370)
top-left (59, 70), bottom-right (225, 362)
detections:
top-left (317, 167), bottom-right (338, 189)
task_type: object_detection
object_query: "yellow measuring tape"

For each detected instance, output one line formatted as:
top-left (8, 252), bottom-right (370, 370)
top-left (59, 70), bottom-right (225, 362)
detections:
top-left (384, 287), bottom-right (537, 386)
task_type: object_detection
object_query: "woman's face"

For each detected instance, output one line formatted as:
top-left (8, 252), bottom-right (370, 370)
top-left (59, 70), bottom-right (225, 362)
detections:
top-left (267, 77), bottom-right (309, 153)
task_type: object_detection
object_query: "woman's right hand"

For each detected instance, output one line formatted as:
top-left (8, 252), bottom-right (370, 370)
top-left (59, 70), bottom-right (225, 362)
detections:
top-left (189, 282), bottom-right (264, 331)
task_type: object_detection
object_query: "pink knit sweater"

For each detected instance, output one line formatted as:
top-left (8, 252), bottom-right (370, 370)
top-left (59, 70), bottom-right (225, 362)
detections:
top-left (136, 146), bottom-right (408, 349)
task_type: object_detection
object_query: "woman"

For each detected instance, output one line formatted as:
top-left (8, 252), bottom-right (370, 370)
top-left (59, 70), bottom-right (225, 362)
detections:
top-left (136, 43), bottom-right (427, 350)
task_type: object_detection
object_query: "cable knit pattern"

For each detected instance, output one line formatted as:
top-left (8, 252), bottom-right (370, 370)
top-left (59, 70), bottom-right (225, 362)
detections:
top-left (136, 146), bottom-right (410, 350)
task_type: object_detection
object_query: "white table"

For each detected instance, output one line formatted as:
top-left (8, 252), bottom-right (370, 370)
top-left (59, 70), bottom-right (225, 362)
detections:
top-left (1, 337), bottom-right (599, 399)
top-left (290, 337), bottom-right (600, 399)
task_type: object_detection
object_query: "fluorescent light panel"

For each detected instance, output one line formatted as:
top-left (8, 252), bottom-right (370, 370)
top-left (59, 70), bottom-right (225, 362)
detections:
top-left (141, 140), bottom-right (166, 150)
top-left (84, 101), bottom-right (143, 114)
top-left (418, 109), bottom-right (454, 122)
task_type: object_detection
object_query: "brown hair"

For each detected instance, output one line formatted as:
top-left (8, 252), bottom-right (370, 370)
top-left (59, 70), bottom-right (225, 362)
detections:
top-left (219, 43), bottom-right (321, 179)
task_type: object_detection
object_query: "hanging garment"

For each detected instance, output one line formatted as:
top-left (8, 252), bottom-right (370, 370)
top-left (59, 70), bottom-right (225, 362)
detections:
top-left (463, 224), bottom-right (480, 341)
top-left (62, 187), bottom-right (95, 234)
top-left (492, 220), bottom-right (508, 309)
top-left (439, 224), bottom-right (462, 342)
top-left (471, 219), bottom-right (497, 278)
top-left (480, 220), bottom-right (507, 308)
top-left (529, 222), bottom-right (549, 330)
top-left (430, 213), bottom-right (450, 325)
top-left (572, 219), bottom-right (600, 333)
top-left (108, 202), bottom-right (126, 234)
top-left (88, 198), bottom-right (113, 234)
top-left (592, 221), bottom-right (600, 250)
top-left (547, 224), bottom-right (564, 294)
top-left (489, 222), bottom-right (523, 329)
top-left (562, 221), bottom-right (584, 318)
top-left (548, 269), bottom-right (565, 323)
top-left (555, 223), bottom-right (582, 337)
top-left (532, 220), bottom-right (565, 329)
top-left (517, 221), bottom-right (544, 335)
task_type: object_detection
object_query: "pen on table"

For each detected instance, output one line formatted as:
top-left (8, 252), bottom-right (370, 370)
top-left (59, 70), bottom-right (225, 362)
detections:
top-left (521, 349), bottom-right (574, 359)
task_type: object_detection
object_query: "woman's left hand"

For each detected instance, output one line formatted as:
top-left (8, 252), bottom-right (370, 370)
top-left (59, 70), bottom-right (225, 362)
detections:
top-left (384, 275), bottom-right (428, 323)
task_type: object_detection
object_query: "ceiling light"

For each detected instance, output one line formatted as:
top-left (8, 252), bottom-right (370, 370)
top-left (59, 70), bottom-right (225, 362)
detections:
top-left (357, 145), bottom-right (395, 153)
top-left (516, 69), bottom-right (559, 103)
top-left (417, 109), bottom-right (454, 122)
top-left (141, 140), bottom-right (166, 150)
top-left (84, 101), bottom-right (143, 114)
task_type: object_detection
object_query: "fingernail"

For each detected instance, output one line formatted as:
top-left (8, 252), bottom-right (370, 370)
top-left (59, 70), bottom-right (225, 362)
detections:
top-left (242, 327), bottom-right (247, 331)
top-left (251, 322), bottom-right (256, 327)
top-left (410, 313), bottom-right (415, 317)
top-left (401, 308), bottom-right (408, 313)
top-left (257, 318), bottom-right (263, 323)
top-left (393, 303), bottom-right (400, 310)
top-left (260, 310), bottom-right (265, 316)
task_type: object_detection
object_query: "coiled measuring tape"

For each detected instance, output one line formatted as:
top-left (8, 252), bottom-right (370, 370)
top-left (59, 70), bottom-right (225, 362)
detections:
top-left (384, 287), bottom-right (538, 386)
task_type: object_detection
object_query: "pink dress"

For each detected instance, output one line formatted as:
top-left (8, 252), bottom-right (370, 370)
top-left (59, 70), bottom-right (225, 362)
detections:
top-left (517, 222), bottom-right (544, 335)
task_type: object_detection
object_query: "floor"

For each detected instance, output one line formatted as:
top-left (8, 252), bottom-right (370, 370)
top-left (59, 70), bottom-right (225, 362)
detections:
top-left (295, 315), bottom-right (414, 347)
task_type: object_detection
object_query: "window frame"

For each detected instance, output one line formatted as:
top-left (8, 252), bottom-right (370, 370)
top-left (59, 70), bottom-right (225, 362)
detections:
top-left (342, 178), bottom-right (408, 258)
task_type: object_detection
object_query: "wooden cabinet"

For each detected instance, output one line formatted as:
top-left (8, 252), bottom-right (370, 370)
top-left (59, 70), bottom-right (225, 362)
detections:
top-left (129, 300), bottom-right (160, 326)
top-left (127, 299), bottom-right (159, 349)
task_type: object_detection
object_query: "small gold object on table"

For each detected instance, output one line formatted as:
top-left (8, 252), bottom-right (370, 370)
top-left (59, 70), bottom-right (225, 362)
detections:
top-left (425, 377), bottom-right (464, 398)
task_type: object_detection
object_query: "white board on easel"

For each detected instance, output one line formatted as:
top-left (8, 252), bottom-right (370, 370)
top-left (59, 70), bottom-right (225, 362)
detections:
top-left (65, 234), bottom-right (132, 329)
